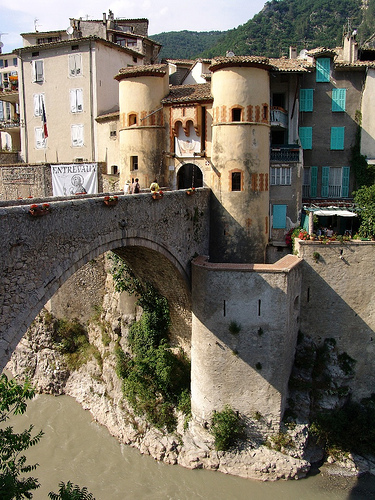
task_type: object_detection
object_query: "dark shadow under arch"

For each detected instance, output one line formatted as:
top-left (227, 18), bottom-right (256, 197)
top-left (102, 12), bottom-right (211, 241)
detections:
top-left (177, 163), bottom-right (203, 189)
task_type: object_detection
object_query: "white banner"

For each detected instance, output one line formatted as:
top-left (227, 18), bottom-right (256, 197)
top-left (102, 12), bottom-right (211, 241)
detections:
top-left (51, 163), bottom-right (98, 196)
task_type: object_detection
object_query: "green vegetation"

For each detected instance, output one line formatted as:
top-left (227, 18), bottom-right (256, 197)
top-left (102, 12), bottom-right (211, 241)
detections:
top-left (52, 318), bottom-right (100, 371)
top-left (228, 321), bottom-right (241, 335)
top-left (211, 405), bottom-right (245, 451)
top-left (268, 431), bottom-right (295, 452)
top-left (48, 481), bottom-right (95, 500)
top-left (354, 185), bottom-right (375, 239)
top-left (0, 374), bottom-right (42, 499)
top-left (153, 0), bottom-right (374, 60)
top-left (310, 396), bottom-right (375, 456)
top-left (110, 254), bottom-right (191, 432)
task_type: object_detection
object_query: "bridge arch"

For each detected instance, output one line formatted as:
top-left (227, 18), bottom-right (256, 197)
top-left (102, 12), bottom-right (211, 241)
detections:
top-left (0, 190), bottom-right (210, 369)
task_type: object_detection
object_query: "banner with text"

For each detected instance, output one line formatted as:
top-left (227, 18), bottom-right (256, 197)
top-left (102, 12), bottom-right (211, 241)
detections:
top-left (51, 163), bottom-right (98, 196)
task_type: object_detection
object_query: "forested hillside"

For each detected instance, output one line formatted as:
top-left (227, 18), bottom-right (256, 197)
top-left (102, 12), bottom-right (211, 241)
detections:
top-left (151, 0), bottom-right (375, 60)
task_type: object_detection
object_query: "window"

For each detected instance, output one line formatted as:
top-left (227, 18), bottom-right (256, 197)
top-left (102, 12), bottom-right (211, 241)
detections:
top-left (13, 58), bottom-right (17, 67)
top-left (0, 60), bottom-right (3, 68)
top-left (5, 102), bottom-right (11, 120)
top-left (271, 167), bottom-right (291, 185)
top-left (330, 127), bottom-right (345, 150)
top-left (71, 124), bottom-right (84, 147)
top-left (273, 204), bottom-right (287, 229)
top-left (70, 89), bottom-right (83, 113)
top-left (332, 88), bottom-right (346, 112)
top-left (35, 127), bottom-right (46, 149)
top-left (316, 58), bottom-right (330, 82)
top-left (69, 53), bottom-right (82, 77)
top-left (33, 93), bottom-right (45, 117)
top-left (129, 113), bottom-right (137, 126)
top-left (272, 93), bottom-right (285, 109)
top-left (110, 130), bottom-right (117, 138)
top-left (0, 102), bottom-right (4, 121)
top-left (299, 127), bottom-right (312, 149)
top-left (321, 166), bottom-right (350, 197)
top-left (299, 89), bottom-right (313, 112)
top-left (303, 166), bottom-right (318, 198)
top-left (32, 60), bottom-right (44, 83)
top-left (231, 171), bottom-right (242, 191)
top-left (231, 108), bottom-right (242, 122)
top-left (130, 156), bottom-right (138, 170)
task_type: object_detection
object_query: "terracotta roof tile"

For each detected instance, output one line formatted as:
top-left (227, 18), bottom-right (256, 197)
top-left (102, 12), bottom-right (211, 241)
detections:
top-left (161, 83), bottom-right (212, 103)
top-left (209, 55), bottom-right (271, 71)
top-left (270, 57), bottom-right (313, 72)
top-left (115, 64), bottom-right (168, 80)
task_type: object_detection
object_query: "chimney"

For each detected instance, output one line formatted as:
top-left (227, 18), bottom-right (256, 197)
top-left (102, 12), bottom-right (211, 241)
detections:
top-left (289, 46), bottom-right (297, 59)
top-left (343, 32), bottom-right (358, 63)
top-left (103, 13), bottom-right (107, 24)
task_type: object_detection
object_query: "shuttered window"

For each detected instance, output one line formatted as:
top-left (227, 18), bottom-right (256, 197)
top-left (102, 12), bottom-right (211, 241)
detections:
top-left (71, 124), bottom-right (84, 147)
top-left (35, 127), bottom-right (46, 149)
top-left (273, 205), bottom-right (287, 229)
top-left (32, 60), bottom-right (44, 83)
top-left (316, 58), bottom-right (330, 82)
top-left (69, 54), bottom-right (82, 77)
top-left (299, 89), bottom-right (313, 112)
top-left (330, 127), bottom-right (345, 150)
top-left (332, 88), bottom-right (346, 112)
top-left (33, 94), bottom-right (45, 116)
top-left (70, 89), bottom-right (83, 113)
top-left (321, 166), bottom-right (330, 197)
top-left (310, 166), bottom-right (318, 198)
top-left (299, 127), bottom-right (312, 149)
top-left (341, 166), bottom-right (350, 197)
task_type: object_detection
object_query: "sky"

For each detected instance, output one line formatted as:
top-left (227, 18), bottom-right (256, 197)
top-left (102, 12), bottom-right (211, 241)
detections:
top-left (0, 0), bottom-right (267, 54)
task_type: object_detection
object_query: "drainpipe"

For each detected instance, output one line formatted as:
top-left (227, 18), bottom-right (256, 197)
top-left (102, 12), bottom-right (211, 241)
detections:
top-left (89, 40), bottom-right (95, 162)
top-left (17, 50), bottom-right (28, 163)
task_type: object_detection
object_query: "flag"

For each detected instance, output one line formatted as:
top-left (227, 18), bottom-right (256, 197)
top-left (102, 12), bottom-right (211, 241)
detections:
top-left (41, 98), bottom-right (48, 138)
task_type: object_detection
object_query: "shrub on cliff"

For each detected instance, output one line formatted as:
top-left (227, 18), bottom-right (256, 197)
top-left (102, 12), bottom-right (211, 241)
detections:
top-left (211, 405), bottom-right (245, 451)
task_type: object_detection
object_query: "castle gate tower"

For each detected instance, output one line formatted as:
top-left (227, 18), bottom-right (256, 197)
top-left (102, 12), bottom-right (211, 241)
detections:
top-left (115, 64), bottom-right (169, 189)
top-left (209, 57), bottom-right (271, 263)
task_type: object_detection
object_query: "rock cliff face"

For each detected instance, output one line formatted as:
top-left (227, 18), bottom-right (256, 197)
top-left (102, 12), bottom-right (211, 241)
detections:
top-left (6, 257), bottom-right (374, 481)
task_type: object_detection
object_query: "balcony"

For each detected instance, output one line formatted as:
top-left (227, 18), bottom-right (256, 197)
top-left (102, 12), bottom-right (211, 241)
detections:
top-left (270, 106), bottom-right (288, 128)
top-left (0, 119), bottom-right (20, 131)
top-left (271, 145), bottom-right (300, 162)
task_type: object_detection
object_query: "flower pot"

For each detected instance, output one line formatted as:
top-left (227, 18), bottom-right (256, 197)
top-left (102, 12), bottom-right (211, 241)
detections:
top-left (152, 193), bottom-right (163, 200)
top-left (29, 208), bottom-right (49, 217)
top-left (104, 200), bottom-right (118, 206)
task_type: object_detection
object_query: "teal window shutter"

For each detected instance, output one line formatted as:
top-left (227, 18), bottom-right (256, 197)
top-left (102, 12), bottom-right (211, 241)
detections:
top-left (330, 127), bottom-right (345, 150)
top-left (341, 166), bottom-right (350, 197)
top-left (299, 127), bottom-right (312, 149)
top-left (300, 89), bottom-right (313, 112)
top-left (310, 166), bottom-right (318, 198)
top-left (316, 58), bottom-right (330, 82)
top-left (321, 166), bottom-right (330, 197)
top-left (273, 204), bottom-right (287, 229)
top-left (332, 88), bottom-right (346, 112)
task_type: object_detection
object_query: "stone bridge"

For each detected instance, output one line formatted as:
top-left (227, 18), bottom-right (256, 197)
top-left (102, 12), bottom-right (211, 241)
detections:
top-left (0, 189), bottom-right (211, 370)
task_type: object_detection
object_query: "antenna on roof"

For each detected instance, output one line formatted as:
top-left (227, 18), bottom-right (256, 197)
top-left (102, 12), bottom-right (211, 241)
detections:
top-left (34, 18), bottom-right (40, 32)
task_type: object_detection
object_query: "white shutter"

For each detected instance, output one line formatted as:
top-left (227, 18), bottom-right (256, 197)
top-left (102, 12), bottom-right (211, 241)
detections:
top-left (32, 60), bottom-right (44, 83)
top-left (70, 89), bottom-right (77, 112)
top-left (34, 94), bottom-right (41, 116)
top-left (69, 54), bottom-right (82, 77)
top-left (71, 124), bottom-right (84, 146)
top-left (76, 89), bottom-right (83, 112)
top-left (35, 127), bottom-right (46, 149)
top-left (0, 102), bottom-right (4, 120)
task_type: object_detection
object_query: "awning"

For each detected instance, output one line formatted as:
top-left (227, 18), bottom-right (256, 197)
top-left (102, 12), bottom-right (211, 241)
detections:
top-left (313, 209), bottom-right (357, 217)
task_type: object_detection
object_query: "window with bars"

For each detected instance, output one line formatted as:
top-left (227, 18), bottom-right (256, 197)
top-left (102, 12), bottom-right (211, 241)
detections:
top-left (321, 166), bottom-right (350, 197)
top-left (270, 167), bottom-right (291, 185)
top-left (231, 171), bottom-right (242, 191)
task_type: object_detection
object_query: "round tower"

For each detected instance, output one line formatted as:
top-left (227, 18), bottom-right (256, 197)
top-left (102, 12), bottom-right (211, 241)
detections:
top-left (115, 64), bottom-right (169, 189)
top-left (209, 57), bottom-right (271, 263)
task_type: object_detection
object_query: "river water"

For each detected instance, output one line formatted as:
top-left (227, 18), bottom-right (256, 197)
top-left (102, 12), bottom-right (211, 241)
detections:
top-left (7, 392), bottom-right (375, 500)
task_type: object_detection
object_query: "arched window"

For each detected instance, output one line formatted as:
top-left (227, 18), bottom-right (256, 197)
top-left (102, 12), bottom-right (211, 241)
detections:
top-left (232, 108), bottom-right (242, 122)
top-left (129, 113), bottom-right (137, 126)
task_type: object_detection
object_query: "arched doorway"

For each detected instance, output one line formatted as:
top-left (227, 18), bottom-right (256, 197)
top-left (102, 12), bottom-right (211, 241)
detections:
top-left (177, 163), bottom-right (203, 189)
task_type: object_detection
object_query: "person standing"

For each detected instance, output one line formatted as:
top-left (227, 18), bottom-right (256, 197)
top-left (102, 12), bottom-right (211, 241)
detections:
top-left (131, 178), bottom-right (140, 194)
top-left (124, 180), bottom-right (131, 194)
top-left (149, 179), bottom-right (160, 192)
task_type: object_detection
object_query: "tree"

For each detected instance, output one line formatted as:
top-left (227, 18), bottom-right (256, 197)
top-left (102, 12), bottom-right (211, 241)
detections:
top-left (354, 184), bottom-right (375, 238)
top-left (0, 374), bottom-right (43, 499)
top-left (48, 481), bottom-right (95, 500)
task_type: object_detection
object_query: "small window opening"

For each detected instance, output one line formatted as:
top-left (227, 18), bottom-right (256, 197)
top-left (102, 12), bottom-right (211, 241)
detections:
top-left (232, 108), bottom-right (242, 122)
top-left (32, 52), bottom-right (40, 57)
top-left (262, 104), bottom-right (268, 120)
top-left (130, 156), bottom-right (138, 171)
top-left (223, 300), bottom-right (226, 317)
top-left (110, 130), bottom-right (117, 137)
top-left (129, 114), bottom-right (137, 126)
top-left (258, 299), bottom-right (261, 316)
top-left (71, 45), bottom-right (79, 51)
top-left (231, 172), bottom-right (241, 191)
top-left (307, 287), bottom-right (310, 302)
top-left (111, 165), bottom-right (118, 175)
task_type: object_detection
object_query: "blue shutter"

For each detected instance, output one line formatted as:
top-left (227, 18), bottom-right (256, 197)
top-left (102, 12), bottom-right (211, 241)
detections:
top-left (316, 58), bottom-right (330, 82)
top-left (273, 205), bottom-right (287, 229)
top-left (299, 127), bottom-right (312, 149)
top-left (341, 166), bottom-right (350, 197)
top-left (300, 89), bottom-right (313, 112)
top-left (330, 127), bottom-right (345, 150)
top-left (310, 166), bottom-right (318, 198)
top-left (321, 167), bottom-right (330, 197)
top-left (332, 88), bottom-right (346, 112)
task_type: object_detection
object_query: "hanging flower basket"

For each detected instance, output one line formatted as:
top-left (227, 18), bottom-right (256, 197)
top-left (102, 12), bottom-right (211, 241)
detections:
top-left (103, 196), bottom-right (118, 206)
top-left (186, 187), bottom-right (196, 195)
top-left (152, 190), bottom-right (164, 200)
top-left (29, 203), bottom-right (50, 217)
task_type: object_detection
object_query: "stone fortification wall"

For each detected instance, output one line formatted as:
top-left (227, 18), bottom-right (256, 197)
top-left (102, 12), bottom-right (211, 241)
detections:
top-left (296, 240), bottom-right (375, 400)
top-left (0, 152), bottom-right (19, 165)
top-left (0, 163), bottom-right (107, 201)
top-left (191, 255), bottom-right (302, 428)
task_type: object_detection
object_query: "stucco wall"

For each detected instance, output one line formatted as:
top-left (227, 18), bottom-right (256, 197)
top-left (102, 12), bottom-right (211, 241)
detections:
top-left (191, 255), bottom-right (302, 427)
top-left (361, 68), bottom-right (375, 160)
top-left (296, 239), bottom-right (375, 400)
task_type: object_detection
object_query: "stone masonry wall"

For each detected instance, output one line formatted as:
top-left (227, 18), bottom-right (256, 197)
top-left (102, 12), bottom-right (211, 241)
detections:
top-left (296, 239), bottom-right (375, 400)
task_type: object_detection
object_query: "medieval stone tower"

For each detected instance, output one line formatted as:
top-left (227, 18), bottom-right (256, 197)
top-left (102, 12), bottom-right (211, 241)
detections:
top-left (209, 57), bottom-right (271, 263)
top-left (115, 64), bottom-right (169, 189)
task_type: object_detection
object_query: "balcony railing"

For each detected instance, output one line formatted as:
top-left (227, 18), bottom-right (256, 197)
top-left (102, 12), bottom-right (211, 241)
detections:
top-left (0, 119), bottom-right (20, 129)
top-left (303, 185), bottom-right (343, 198)
top-left (270, 106), bottom-right (288, 128)
top-left (302, 185), bottom-right (310, 198)
top-left (270, 146), bottom-right (300, 162)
